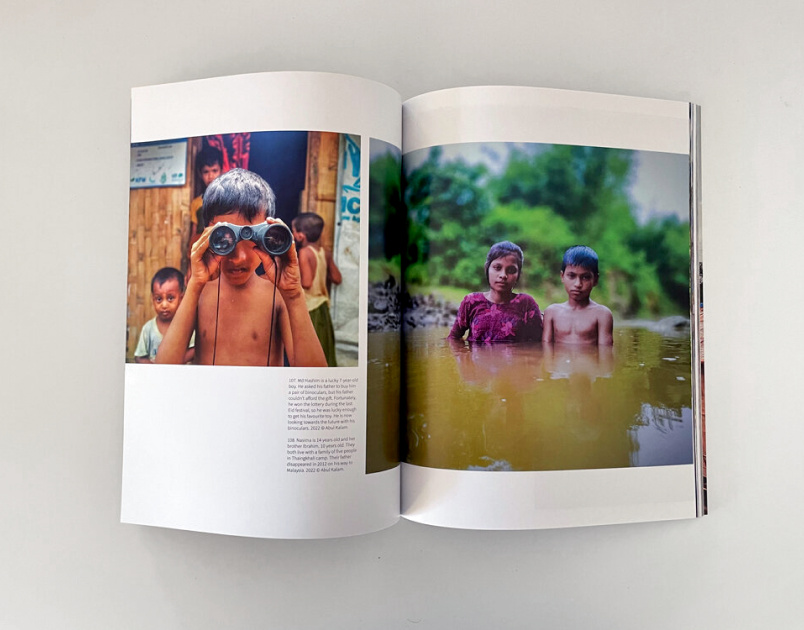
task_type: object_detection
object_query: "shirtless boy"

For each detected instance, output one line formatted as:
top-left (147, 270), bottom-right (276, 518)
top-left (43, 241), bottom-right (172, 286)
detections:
top-left (156, 168), bottom-right (327, 367)
top-left (542, 245), bottom-right (614, 346)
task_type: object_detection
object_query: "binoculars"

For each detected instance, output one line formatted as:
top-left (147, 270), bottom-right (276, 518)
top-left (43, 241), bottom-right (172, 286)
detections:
top-left (208, 221), bottom-right (293, 257)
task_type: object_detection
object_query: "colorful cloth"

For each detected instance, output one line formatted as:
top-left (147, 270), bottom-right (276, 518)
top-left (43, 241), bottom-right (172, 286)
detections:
top-left (205, 134), bottom-right (250, 172)
top-left (449, 293), bottom-right (542, 343)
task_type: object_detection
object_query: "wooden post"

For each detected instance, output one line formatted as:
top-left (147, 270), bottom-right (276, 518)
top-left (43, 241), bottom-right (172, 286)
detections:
top-left (300, 131), bottom-right (340, 255)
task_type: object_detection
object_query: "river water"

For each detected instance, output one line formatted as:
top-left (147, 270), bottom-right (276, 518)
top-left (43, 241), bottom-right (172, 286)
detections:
top-left (403, 327), bottom-right (694, 472)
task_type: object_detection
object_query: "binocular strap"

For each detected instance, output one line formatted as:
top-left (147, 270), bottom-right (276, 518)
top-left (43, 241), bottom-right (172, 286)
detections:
top-left (210, 257), bottom-right (280, 367)
top-left (267, 257), bottom-right (279, 367)
top-left (212, 271), bottom-right (222, 366)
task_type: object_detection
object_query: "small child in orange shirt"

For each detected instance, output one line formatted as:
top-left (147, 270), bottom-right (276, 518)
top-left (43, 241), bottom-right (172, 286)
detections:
top-left (188, 146), bottom-right (224, 253)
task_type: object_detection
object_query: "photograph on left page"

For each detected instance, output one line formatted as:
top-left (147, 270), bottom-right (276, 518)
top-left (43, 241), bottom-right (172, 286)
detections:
top-left (126, 131), bottom-right (361, 368)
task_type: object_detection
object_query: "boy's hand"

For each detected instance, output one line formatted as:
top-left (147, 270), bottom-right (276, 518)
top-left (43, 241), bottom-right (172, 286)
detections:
top-left (188, 225), bottom-right (222, 285)
top-left (253, 218), bottom-right (304, 300)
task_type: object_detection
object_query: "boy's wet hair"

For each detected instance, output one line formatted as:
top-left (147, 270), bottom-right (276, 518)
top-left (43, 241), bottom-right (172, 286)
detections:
top-left (196, 145), bottom-right (223, 172)
top-left (151, 267), bottom-right (185, 293)
top-left (484, 241), bottom-right (524, 282)
top-left (202, 168), bottom-right (276, 225)
top-left (562, 245), bottom-right (599, 275)
top-left (293, 212), bottom-right (325, 243)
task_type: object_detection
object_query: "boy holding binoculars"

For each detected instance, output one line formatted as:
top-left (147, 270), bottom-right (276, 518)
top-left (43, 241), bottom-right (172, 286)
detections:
top-left (155, 168), bottom-right (327, 367)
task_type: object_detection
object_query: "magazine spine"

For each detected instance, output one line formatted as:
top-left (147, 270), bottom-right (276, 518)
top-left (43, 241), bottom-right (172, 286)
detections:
top-left (689, 103), bottom-right (706, 516)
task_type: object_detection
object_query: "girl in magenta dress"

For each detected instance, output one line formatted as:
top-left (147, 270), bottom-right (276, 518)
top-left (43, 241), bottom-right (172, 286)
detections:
top-left (448, 241), bottom-right (543, 343)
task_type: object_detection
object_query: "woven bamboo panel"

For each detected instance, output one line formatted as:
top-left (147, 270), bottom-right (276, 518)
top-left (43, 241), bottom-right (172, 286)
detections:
top-left (125, 182), bottom-right (192, 362)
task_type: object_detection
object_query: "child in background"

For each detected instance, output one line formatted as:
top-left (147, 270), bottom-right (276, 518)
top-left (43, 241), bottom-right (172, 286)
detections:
top-left (134, 267), bottom-right (195, 363)
top-left (292, 212), bottom-right (342, 366)
top-left (188, 146), bottom-right (224, 251)
top-left (542, 245), bottom-right (614, 346)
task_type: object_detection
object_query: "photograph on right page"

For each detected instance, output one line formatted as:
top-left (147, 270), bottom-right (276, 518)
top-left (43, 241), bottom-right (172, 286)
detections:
top-left (402, 141), bottom-right (694, 472)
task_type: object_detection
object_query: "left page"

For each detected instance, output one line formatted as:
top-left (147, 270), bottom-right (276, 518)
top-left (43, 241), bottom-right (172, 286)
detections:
top-left (121, 72), bottom-right (402, 538)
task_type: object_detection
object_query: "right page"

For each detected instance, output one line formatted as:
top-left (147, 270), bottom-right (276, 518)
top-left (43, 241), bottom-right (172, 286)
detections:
top-left (398, 86), bottom-right (703, 529)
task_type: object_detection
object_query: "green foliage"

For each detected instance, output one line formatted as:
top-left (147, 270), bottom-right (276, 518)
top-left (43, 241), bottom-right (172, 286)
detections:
top-left (481, 203), bottom-right (575, 292)
top-left (368, 256), bottom-right (402, 283)
top-left (493, 145), bottom-right (632, 232)
top-left (403, 147), bottom-right (493, 288)
top-left (368, 148), bottom-right (404, 270)
top-left (628, 215), bottom-right (691, 310)
top-left (402, 143), bottom-right (691, 319)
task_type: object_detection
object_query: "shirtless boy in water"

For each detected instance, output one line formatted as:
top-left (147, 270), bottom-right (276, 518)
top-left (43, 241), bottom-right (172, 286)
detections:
top-left (156, 168), bottom-right (326, 367)
top-left (542, 245), bottom-right (614, 346)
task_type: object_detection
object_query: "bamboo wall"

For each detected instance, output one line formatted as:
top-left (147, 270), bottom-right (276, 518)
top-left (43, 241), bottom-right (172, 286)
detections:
top-left (126, 144), bottom-right (196, 361)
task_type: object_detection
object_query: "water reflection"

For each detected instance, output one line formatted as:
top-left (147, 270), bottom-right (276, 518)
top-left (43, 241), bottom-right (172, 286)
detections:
top-left (405, 327), bottom-right (693, 471)
top-left (366, 332), bottom-right (401, 473)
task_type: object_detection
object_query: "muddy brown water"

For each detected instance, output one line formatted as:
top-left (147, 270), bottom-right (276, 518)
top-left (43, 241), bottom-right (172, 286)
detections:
top-left (402, 327), bottom-right (693, 472)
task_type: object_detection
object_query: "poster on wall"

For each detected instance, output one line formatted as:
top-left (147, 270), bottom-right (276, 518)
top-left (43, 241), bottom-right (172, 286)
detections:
top-left (331, 134), bottom-right (362, 350)
top-left (130, 140), bottom-right (188, 188)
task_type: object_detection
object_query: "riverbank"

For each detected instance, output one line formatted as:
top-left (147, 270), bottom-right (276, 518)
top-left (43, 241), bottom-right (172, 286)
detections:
top-left (368, 278), bottom-right (689, 334)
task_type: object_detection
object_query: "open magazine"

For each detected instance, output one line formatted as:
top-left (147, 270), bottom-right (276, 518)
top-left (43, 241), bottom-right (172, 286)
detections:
top-left (122, 72), bottom-right (704, 538)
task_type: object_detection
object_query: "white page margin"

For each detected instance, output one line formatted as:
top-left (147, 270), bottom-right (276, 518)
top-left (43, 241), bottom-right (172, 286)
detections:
top-left (122, 365), bottom-right (400, 539)
top-left (403, 86), bottom-right (689, 155)
top-left (401, 463), bottom-right (695, 530)
top-left (132, 71), bottom-right (401, 147)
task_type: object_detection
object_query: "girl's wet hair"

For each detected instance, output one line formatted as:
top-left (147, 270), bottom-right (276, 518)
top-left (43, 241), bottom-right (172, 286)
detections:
top-left (561, 245), bottom-right (599, 276)
top-left (202, 168), bottom-right (276, 225)
top-left (484, 241), bottom-right (524, 282)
